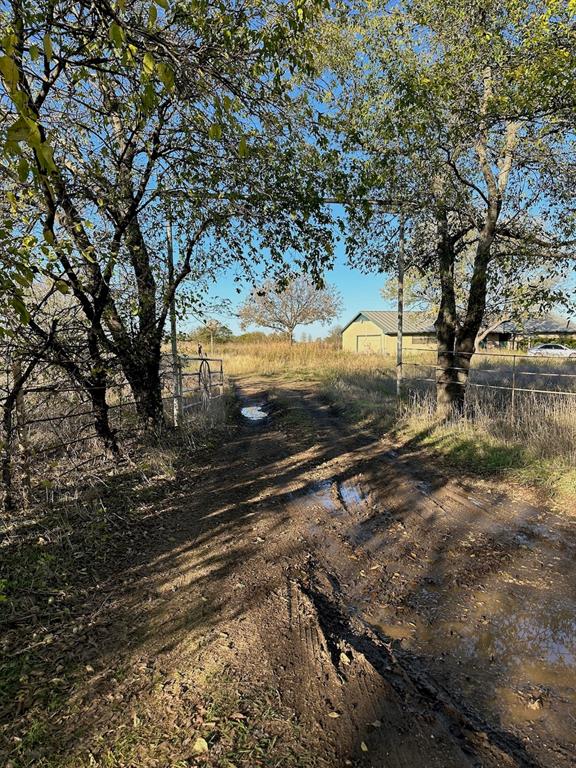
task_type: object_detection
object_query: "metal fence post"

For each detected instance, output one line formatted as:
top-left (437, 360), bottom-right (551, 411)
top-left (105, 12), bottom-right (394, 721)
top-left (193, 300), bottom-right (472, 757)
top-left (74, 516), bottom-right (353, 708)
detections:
top-left (174, 355), bottom-right (184, 427)
top-left (511, 352), bottom-right (516, 421)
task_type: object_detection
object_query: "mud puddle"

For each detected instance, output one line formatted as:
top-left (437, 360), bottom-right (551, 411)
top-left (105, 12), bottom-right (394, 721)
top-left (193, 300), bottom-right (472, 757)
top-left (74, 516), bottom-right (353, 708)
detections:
top-left (366, 583), bottom-right (576, 728)
top-left (241, 403), bottom-right (267, 421)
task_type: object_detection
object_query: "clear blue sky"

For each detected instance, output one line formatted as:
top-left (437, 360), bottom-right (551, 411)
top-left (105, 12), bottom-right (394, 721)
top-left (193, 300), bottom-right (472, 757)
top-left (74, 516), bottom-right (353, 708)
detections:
top-left (181, 240), bottom-right (396, 339)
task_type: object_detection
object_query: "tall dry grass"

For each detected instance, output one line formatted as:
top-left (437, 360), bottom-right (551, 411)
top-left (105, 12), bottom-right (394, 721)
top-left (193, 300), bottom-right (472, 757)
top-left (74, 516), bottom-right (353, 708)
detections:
top-left (179, 339), bottom-right (397, 379)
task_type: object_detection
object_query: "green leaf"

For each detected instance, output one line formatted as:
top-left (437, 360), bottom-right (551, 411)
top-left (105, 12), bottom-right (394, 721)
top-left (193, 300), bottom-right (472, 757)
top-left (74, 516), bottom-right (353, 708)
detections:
top-left (148, 3), bottom-right (157, 26)
top-left (7, 116), bottom-right (42, 146)
top-left (109, 22), bottom-right (125, 48)
top-left (155, 0), bottom-right (169, 9)
top-left (157, 62), bottom-right (174, 89)
top-left (43, 33), bottom-right (53, 62)
top-left (10, 296), bottom-right (30, 323)
top-left (141, 81), bottom-right (156, 111)
top-left (36, 142), bottom-right (57, 173)
top-left (238, 135), bottom-right (248, 157)
top-left (55, 280), bottom-right (70, 294)
top-left (17, 156), bottom-right (29, 182)
top-left (209, 123), bottom-right (222, 140)
top-left (0, 55), bottom-right (19, 90)
top-left (143, 52), bottom-right (155, 76)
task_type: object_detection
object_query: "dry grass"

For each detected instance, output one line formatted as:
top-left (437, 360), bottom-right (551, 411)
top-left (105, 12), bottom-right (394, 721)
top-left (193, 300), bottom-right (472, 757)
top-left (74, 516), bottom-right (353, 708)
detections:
top-left (197, 339), bottom-right (576, 507)
top-left (180, 339), bottom-right (397, 380)
top-left (398, 389), bottom-right (576, 507)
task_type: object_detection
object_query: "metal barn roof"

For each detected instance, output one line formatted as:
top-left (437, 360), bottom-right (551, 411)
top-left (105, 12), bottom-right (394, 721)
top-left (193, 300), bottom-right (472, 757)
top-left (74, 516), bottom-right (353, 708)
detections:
top-left (341, 311), bottom-right (435, 335)
top-left (494, 314), bottom-right (575, 335)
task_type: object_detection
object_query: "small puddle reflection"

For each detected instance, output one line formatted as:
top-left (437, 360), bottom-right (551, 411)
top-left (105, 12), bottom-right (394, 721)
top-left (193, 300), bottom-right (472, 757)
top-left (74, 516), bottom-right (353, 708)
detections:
top-left (339, 481), bottom-right (364, 507)
top-left (308, 480), bottom-right (339, 513)
top-left (241, 404), bottom-right (267, 421)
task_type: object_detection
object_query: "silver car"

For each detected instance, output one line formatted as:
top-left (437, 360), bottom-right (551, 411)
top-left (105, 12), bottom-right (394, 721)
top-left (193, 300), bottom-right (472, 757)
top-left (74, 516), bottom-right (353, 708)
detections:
top-left (526, 343), bottom-right (576, 358)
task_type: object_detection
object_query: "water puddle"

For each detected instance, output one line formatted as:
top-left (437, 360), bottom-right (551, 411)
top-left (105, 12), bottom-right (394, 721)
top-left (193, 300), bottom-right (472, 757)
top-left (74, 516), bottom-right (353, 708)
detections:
top-left (241, 404), bottom-right (267, 421)
top-left (367, 589), bottom-right (576, 709)
top-left (307, 480), bottom-right (340, 513)
top-left (338, 481), bottom-right (364, 507)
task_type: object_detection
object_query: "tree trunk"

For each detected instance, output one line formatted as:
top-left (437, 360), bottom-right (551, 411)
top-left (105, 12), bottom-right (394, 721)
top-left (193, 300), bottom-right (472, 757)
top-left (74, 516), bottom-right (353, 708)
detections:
top-left (2, 398), bottom-right (16, 515)
top-left (88, 378), bottom-right (120, 457)
top-left (120, 337), bottom-right (165, 431)
top-left (434, 209), bottom-right (463, 418)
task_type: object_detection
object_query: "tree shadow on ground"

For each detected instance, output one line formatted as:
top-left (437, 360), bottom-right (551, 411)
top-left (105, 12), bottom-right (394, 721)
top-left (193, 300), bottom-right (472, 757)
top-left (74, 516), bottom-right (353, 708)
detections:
top-left (2, 377), bottom-right (574, 767)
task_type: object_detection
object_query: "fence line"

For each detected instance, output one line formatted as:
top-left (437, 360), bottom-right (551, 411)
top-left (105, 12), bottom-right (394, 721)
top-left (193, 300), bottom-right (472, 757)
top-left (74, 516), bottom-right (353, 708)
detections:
top-left (398, 346), bottom-right (576, 421)
top-left (0, 353), bottom-right (225, 511)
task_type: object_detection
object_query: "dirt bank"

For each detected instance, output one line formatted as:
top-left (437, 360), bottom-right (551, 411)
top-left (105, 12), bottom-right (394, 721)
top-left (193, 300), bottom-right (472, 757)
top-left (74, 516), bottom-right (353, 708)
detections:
top-left (2, 377), bottom-right (575, 767)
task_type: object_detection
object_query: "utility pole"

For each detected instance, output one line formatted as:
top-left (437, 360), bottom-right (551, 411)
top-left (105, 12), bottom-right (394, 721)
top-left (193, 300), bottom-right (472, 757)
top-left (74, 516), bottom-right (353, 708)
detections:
top-left (396, 211), bottom-right (405, 401)
top-left (167, 214), bottom-right (183, 427)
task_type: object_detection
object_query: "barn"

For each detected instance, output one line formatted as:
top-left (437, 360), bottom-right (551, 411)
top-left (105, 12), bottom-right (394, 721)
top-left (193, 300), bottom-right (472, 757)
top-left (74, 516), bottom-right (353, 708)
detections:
top-left (341, 311), bottom-right (435, 354)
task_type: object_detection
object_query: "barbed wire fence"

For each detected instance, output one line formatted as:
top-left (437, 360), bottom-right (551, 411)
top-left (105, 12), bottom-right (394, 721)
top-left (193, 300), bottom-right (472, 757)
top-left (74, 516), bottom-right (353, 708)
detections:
top-left (0, 354), bottom-right (224, 514)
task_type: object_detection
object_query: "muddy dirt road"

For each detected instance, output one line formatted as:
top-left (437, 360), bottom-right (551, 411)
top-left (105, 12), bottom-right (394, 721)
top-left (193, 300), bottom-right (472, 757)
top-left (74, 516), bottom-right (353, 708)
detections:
top-left (4, 377), bottom-right (576, 767)
top-left (223, 378), bottom-right (576, 768)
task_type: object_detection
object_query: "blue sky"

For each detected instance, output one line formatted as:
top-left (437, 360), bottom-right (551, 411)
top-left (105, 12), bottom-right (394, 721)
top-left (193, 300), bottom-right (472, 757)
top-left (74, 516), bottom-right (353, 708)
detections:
top-left (181, 240), bottom-right (396, 339)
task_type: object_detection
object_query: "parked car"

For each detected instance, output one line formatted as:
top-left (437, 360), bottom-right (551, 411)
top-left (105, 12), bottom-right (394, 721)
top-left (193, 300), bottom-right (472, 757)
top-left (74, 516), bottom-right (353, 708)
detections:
top-left (526, 343), bottom-right (576, 358)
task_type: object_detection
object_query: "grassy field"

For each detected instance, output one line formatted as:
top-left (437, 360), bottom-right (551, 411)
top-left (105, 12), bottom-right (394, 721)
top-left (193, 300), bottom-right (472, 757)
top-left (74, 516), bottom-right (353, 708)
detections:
top-left (190, 340), bottom-right (576, 509)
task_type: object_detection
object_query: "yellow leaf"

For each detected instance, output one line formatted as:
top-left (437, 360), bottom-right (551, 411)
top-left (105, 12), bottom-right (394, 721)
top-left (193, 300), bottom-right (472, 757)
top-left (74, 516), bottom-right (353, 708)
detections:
top-left (43, 33), bottom-right (53, 61)
top-left (0, 55), bottom-right (19, 90)
top-left (143, 52), bottom-right (155, 76)
top-left (191, 737), bottom-right (209, 755)
top-left (328, 711), bottom-right (340, 718)
top-left (360, 741), bottom-right (368, 752)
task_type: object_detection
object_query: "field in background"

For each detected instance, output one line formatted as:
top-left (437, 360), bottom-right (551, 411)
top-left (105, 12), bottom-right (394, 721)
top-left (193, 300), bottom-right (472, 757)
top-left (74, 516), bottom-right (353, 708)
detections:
top-left (185, 339), bottom-right (576, 508)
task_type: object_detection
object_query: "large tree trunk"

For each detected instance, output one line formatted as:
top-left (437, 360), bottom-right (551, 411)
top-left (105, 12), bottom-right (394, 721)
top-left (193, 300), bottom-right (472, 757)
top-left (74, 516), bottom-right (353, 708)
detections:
top-left (434, 209), bottom-right (464, 418)
top-left (119, 336), bottom-right (165, 430)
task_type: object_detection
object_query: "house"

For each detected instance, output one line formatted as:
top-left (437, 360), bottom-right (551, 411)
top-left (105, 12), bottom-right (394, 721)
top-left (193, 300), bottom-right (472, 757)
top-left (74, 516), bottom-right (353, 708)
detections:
top-left (341, 310), bottom-right (576, 354)
top-left (341, 311), bottom-right (435, 354)
top-left (480, 314), bottom-right (576, 349)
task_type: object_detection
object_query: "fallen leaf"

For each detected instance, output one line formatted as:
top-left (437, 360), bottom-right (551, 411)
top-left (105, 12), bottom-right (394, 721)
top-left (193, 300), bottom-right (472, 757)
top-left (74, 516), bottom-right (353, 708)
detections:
top-left (360, 741), bottom-right (368, 752)
top-left (191, 737), bottom-right (209, 755)
top-left (328, 711), bottom-right (340, 718)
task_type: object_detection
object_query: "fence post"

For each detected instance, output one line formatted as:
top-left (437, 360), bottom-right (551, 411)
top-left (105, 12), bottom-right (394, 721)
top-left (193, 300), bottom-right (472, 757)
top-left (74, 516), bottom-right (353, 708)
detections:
top-left (173, 356), bottom-right (184, 427)
top-left (219, 360), bottom-right (224, 397)
top-left (511, 352), bottom-right (516, 421)
top-left (13, 362), bottom-right (30, 504)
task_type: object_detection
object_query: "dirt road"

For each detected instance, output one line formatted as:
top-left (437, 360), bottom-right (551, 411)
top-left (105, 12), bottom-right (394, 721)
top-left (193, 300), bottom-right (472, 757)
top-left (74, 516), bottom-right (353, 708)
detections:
top-left (4, 377), bottom-right (576, 767)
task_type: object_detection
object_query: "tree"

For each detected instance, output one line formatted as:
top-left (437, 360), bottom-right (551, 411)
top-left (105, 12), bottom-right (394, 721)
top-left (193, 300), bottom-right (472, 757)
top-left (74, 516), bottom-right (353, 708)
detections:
top-left (238, 275), bottom-right (342, 343)
top-left (381, 247), bottom-right (567, 349)
top-left (324, 325), bottom-right (343, 346)
top-left (323, 0), bottom-right (576, 415)
top-left (0, 0), bottom-right (335, 430)
top-left (189, 321), bottom-right (234, 346)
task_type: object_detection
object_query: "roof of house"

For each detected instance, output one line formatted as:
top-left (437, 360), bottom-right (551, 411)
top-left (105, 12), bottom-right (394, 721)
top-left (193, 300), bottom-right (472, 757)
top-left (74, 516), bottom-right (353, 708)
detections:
top-left (341, 311), bottom-right (435, 335)
top-left (493, 313), bottom-right (575, 335)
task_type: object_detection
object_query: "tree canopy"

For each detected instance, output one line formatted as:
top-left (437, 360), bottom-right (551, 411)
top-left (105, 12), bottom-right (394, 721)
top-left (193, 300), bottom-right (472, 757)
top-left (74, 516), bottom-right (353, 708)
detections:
top-left (238, 275), bottom-right (342, 343)
top-left (320, 0), bottom-right (576, 412)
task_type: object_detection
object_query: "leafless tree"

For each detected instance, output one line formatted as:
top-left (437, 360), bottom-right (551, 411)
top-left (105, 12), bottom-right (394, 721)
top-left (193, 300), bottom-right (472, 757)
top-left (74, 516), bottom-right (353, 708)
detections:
top-left (238, 276), bottom-right (342, 344)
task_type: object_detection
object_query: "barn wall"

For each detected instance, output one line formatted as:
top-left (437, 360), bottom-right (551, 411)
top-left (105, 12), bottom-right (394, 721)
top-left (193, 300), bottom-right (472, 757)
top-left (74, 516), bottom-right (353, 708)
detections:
top-left (341, 321), bottom-right (437, 354)
top-left (342, 320), bottom-right (383, 353)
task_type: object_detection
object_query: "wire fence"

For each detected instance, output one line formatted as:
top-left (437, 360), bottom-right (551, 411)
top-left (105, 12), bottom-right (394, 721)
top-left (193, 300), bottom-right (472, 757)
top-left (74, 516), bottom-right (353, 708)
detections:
top-left (400, 346), bottom-right (576, 416)
top-left (0, 353), bottom-right (225, 512)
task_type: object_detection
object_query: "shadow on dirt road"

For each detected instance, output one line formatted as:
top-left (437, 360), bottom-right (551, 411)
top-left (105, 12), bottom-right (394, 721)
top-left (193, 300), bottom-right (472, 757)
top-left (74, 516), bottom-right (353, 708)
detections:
top-left (2, 376), bottom-right (575, 767)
